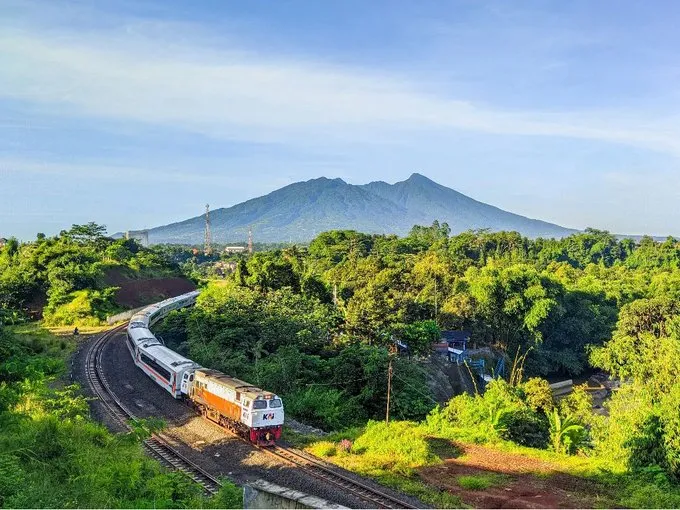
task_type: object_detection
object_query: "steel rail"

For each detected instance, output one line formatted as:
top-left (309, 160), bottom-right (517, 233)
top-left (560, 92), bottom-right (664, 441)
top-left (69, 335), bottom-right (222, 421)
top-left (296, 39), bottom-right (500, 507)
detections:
top-left (86, 326), bottom-right (419, 508)
top-left (83, 326), bottom-right (222, 495)
top-left (262, 445), bottom-right (418, 509)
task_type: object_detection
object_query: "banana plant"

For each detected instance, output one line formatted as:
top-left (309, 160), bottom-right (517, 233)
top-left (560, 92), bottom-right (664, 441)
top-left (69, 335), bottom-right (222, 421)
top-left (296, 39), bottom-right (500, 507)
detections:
top-left (548, 408), bottom-right (585, 454)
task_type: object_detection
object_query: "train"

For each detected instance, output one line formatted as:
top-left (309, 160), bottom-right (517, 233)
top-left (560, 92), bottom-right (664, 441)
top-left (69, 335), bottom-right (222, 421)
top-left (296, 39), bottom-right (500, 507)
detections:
top-left (125, 291), bottom-right (284, 445)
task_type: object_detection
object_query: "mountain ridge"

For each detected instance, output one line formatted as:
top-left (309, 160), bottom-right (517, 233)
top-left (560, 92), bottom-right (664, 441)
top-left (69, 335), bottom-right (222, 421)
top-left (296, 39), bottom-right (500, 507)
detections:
top-left (142, 173), bottom-right (577, 244)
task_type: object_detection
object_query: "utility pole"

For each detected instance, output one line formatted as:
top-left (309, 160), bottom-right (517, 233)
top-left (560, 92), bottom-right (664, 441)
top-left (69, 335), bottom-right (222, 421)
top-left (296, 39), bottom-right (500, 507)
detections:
top-left (333, 283), bottom-right (338, 307)
top-left (386, 356), bottom-right (393, 425)
top-left (248, 226), bottom-right (253, 254)
top-left (204, 204), bottom-right (212, 256)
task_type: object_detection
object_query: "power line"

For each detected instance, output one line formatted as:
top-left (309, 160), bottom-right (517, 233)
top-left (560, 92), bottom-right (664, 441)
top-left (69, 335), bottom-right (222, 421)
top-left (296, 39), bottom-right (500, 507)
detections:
top-left (393, 373), bottom-right (440, 405)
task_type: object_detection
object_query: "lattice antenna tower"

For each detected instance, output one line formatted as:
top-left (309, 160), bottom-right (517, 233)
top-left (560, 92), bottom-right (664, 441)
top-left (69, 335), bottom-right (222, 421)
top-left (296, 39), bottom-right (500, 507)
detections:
top-left (248, 226), bottom-right (253, 254)
top-left (204, 203), bottom-right (212, 255)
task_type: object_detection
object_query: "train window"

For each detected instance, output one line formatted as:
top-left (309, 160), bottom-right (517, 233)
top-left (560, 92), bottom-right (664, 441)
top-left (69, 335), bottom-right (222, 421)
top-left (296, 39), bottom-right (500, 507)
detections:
top-left (269, 399), bottom-right (282, 408)
top-left (189, 374), bottom-right (194, 381)
top-left (140, 353), bottom-right (172, 381)
top-left (253, 400), bottom-right (267, 410)
top-left (236, 392), bottom-right (241, 401)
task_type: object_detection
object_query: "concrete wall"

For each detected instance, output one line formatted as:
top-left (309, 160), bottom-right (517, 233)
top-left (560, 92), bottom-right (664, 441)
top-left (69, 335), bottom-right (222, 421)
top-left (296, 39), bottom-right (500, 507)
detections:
top-left (106, 306), bottom-right (146, 325)
top-left (550, 379), bottom-right (573, 398)
top-left (243, 480), bottom-right (347, 509)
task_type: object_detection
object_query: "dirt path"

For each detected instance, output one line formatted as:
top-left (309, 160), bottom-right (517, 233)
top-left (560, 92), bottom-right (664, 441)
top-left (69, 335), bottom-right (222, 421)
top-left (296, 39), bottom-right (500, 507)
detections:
top-left (418, 443), bottom-right (612, 508)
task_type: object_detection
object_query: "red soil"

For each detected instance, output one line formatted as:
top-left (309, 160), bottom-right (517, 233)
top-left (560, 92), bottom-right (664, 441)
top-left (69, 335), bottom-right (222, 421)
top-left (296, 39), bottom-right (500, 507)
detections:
top-left (418, 443), bottom-right (610, 509)
top-left (105, 269), bottom-right (196, 308)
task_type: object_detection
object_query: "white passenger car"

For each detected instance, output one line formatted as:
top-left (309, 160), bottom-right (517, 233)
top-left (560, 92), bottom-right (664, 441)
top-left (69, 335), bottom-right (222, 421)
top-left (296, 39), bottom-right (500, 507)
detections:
top-left (136, 343), bottom-right (200, 398)
top-left (125, 326), bottom-right (161, 359)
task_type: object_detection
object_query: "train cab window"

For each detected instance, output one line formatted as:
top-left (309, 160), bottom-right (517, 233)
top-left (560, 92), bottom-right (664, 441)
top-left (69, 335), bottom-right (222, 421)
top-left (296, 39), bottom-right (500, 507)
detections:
top-left (253, 400), bottom-right (267, 410)
top-left (189, 374), bottom-right (194, 382)
top-left (269, 398), bottom-right (282, 408)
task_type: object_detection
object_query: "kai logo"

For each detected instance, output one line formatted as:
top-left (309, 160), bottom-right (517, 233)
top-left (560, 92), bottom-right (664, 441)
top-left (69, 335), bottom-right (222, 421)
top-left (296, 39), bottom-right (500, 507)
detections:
top-left (262, 413), bottom-right (275, 420)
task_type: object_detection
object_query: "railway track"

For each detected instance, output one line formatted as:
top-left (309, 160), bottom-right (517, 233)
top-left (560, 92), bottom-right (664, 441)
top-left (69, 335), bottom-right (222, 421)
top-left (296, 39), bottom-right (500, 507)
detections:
top-left (86, 326), bottom-right (420, 508)
top-left (84, 326), bottom-right (222, 495)
top-left (263, 446), bottom-right (417, 509)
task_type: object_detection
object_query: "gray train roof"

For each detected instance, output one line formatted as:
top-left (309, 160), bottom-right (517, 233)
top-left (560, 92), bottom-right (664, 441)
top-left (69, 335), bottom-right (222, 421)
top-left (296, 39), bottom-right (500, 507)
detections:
top-left (140, 344), bottom-right (199, 371)
top-left (127, 326), bottom-right (159, 345)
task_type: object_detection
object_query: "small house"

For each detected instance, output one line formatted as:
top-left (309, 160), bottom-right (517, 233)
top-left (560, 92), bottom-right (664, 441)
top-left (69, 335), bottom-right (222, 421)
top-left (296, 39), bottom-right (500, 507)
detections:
top-left (441, 330), bottom-right (471, 364)
top-left (224, 246), bottom-right (247, 254)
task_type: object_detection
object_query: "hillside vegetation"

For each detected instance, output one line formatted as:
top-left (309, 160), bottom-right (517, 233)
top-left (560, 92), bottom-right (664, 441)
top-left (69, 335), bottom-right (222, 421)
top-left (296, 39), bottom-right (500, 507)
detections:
top-left (0, 223), bottom-right (183, 326)
top-left (156, 223), bottom-right (680, 507)
top-left (0, 323), bottom-right (241, 508)
top-left (4, 221), bottom-right (680, 507)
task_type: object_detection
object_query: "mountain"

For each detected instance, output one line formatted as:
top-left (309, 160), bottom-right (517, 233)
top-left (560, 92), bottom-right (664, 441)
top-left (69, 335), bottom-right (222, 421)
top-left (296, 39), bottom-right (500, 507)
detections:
top-left (143, 173), bottom-right (577, 244)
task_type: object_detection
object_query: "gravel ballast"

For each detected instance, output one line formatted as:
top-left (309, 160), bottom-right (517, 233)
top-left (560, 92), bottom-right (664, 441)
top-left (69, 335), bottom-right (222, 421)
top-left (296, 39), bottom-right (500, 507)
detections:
top-left (75, 331), bottom-right (426, 508)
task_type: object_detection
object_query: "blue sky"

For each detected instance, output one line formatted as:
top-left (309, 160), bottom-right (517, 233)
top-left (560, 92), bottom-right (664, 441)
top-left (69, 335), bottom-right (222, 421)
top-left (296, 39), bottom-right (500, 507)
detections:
top-left (2, 0), bottom-right (680, 239)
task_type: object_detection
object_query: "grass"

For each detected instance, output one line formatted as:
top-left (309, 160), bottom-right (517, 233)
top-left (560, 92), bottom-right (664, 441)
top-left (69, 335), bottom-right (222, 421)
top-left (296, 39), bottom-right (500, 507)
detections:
top-left (1, 323), bottom-right (243, 509)
top-left (8, 322), bottom-right (79, 361)
top-left (46, 324), bottom-right (113, 335)
top-left (303, 421), bottom-right (464, 508)
top-left (303, 418), bottom-right (680, 509)
top-left (456, 473), bottom-right (508, 490)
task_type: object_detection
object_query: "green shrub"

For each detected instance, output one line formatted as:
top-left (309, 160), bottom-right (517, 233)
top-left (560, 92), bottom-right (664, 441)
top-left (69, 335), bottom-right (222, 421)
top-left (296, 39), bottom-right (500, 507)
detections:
top-left (309, 441), bottom-right (337, 457)
top-left (626, 414), bottom-right (668, 473)
top-left (284, 386), bottom-right (355, 431)
top-left (351, 420), bottom-right (439, 475)
top-left (43, 288), bottom-right (120, 326)
top-left (521, 377), bottom-right (554, 413)
top-left (499, 408), bottom-right (549, 448)
top-left (548, 409), bottom-right (587, 454)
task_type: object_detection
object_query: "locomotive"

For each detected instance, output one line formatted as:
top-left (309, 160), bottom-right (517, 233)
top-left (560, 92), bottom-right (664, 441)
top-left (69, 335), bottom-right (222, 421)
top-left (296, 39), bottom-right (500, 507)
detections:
top-left (125, 291), bottom-right (284, 445)
top-left (191, 369), bottom-right (283, 444)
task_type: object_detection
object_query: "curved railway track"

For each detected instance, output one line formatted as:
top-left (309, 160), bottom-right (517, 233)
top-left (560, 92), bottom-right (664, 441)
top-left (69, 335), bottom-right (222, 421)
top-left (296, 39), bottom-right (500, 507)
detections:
top-left (84, 326), bottom-right (222, 495)
top-left (264, 446), bottom-right (417, 509)
top-left (85, 326), bottom-right (420, 508)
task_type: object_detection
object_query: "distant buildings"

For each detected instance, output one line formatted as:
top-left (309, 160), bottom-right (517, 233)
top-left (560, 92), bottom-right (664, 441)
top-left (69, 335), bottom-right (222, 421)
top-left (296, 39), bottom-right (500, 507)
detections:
top-left (213, 261), bottom-right (238, 277)
top-left (442, 330), bottom-right (471, 364)
top-left (125, 230), bottom-right (149, 247)
top-left (223, 246), bottom-right (247, 254)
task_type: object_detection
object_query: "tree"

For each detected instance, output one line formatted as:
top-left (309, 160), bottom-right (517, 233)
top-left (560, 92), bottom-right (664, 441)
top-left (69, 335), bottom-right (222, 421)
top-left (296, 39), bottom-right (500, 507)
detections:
top-left (62, 222), bottom-right (108, 244)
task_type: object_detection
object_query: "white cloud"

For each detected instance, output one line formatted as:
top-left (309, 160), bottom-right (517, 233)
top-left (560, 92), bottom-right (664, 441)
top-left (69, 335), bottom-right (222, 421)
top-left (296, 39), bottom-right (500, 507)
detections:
top-left (1, 12), bottom-right (680, 156)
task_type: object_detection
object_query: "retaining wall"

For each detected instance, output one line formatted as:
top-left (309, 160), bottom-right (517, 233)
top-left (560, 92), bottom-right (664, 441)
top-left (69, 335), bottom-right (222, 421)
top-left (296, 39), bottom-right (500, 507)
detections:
top-left (106, 306), bottom-right (146, 325)
top-left (243, 479), bottom-right (347, 509)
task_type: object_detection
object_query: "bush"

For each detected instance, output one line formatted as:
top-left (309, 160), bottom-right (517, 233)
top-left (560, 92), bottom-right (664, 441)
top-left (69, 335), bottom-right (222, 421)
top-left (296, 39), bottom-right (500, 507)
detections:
top-left (284, 386), bottom-right (355, 431)
top-left (521, 377), bottom-right (554, 413)
top-left (308, 441), bottom-right (337, 457)
top-left (548, 409), bottom-right (587, 454)
top-left (626, 414), bottom-right (668, 473)
top-left (43, 288), bottom-right (120, 326)
top-left (499, 409), bottom-right (549, 448)
top-left (350, 420), bottom-right (439, 475)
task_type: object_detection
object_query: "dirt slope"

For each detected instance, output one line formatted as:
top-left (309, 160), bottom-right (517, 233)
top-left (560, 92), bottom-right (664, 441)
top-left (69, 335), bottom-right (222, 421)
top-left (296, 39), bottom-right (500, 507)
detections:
top-left (104, 269), bottom-right (196, 308)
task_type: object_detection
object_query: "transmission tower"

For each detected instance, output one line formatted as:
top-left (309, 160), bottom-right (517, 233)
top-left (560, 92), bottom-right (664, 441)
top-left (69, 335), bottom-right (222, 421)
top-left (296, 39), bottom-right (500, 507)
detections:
top-left (247, 226), bottom-right (253, 254)
top-left (204, 203), bottom-right (212, 255)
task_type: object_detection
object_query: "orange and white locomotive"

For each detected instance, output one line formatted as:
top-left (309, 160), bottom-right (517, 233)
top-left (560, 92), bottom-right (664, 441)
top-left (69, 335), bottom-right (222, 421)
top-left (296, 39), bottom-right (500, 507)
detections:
top-left (125, 290), bottom-right (284, 445)
top-left (190, 369), bottom-right (284, 445)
